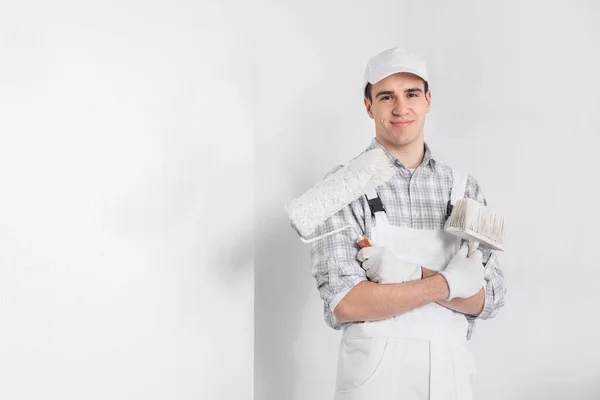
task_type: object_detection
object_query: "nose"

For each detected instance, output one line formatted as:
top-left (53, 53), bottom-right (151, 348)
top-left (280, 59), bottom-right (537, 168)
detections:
top-left (392, 98), bottom-right (409, 116)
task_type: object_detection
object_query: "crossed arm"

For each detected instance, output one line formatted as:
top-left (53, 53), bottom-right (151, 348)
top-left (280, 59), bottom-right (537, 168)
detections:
top-left (333, 268), bottom-right (484, 323)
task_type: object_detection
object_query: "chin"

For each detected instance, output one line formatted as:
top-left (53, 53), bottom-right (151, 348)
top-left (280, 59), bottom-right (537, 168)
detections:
top-left (388, 135), bottom-right (418, 146)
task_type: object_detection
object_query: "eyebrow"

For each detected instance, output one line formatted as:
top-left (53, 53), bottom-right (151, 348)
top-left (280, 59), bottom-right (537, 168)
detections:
top-left (375, 88), bottom-right (424, 98)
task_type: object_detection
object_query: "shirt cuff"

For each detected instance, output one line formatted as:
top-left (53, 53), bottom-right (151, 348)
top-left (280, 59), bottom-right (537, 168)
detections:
top-left (329, 276), bottom-right (366, 315)
top-left (468, 280), bottom-right (490, 320)
top-left (478, 279), bottom-right (495, 319)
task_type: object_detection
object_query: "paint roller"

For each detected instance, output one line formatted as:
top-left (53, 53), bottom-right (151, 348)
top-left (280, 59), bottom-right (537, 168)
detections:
top-left (284, 147), bottom-right (395, 248)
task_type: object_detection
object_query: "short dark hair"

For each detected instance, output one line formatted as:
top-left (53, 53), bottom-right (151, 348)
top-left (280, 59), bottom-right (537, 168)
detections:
top-left (364, 79), bottom-right (429, 102)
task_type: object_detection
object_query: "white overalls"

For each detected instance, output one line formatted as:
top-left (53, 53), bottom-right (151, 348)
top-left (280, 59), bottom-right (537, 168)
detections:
top-left (334, 170), bottom-right (476, 400)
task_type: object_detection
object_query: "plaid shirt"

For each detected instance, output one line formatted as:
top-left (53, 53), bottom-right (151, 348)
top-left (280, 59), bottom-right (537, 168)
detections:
top-left (309, 138), bottom-right (506, 339)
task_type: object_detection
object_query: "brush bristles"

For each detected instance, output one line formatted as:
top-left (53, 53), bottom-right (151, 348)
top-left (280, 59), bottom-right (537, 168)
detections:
top-left (285, 148), bottom-right (395, 238)
top-left (445, 198), bottom-right (505, 249)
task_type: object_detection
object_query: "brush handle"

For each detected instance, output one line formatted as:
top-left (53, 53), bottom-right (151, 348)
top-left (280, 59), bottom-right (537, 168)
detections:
top-left (467, 241), bottom-right (480, 257)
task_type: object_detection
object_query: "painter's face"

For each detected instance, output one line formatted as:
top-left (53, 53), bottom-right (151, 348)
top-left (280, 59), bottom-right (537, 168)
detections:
top-left (364, 72), bottom-right (431, 148)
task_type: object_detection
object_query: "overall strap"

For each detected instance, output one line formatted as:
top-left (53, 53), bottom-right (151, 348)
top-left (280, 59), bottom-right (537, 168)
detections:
top-left (365, 189), bottom-right (389, 226)
top-left (450, 169), bottom-right (469, 205)
top-left (446, 169), bottom-right (469, 219)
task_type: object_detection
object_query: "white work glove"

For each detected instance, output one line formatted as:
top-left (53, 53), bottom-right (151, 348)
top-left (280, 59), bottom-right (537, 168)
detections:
top-left (439, 242), bottom-right (485, 301)
top-left (356, 247), bottom-right (422, 284)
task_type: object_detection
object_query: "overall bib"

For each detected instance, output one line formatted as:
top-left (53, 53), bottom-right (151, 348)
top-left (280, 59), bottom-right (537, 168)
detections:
top-left (334, 170), bottom-right (476, 400)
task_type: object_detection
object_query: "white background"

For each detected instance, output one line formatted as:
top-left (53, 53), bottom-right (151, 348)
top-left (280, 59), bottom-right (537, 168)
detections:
top-left (2, 1), bottom-right (599, 399)
top-left (256, 1), bottom-right (600, 399)
top-left (0, 1), bottom-right (253, 399)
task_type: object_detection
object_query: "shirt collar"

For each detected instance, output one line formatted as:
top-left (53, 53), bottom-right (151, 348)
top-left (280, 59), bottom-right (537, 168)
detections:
top-left (365, 137), bottom-right (436, 169)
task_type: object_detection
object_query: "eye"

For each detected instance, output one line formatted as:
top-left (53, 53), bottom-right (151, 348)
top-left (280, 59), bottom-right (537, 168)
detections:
top-left (407, 93), bottom-right (419, 98)
top-left (380, 95), bottom-right (393, 101)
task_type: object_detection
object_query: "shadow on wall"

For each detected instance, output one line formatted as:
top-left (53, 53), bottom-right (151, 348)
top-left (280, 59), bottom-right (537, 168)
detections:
top-left (254, 96), bottom-right (362, 398)
top-left (254, 172), bottom-right (323, 399)
top-left (99, 143), bottom-right (255, 286)
top-left (191, 161), bottom-right (254, 283)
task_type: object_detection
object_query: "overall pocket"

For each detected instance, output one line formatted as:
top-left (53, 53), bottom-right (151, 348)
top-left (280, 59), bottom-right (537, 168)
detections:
top-left (335, 336), bottom-right (389, 393)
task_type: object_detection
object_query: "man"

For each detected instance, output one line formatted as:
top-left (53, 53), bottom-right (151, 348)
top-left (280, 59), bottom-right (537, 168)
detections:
top-left (309, 47), bottom-right (506, 399)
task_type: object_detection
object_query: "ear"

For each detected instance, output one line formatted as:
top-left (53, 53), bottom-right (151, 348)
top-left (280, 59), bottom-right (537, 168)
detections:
top-left (364, 97), bottom-right (374, 119)
top-left (425, 90), bottom-right (432, 113)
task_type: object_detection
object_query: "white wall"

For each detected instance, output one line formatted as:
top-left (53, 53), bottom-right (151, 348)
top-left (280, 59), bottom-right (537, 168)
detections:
top-left (256, 1), bottom-right (600, 399)
top-left (0, 1), bottom-right (253, 399)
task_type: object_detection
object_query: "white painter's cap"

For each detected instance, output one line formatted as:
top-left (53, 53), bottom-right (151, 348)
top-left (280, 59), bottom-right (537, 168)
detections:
top-left (363, 47), bottom-right (429, 89)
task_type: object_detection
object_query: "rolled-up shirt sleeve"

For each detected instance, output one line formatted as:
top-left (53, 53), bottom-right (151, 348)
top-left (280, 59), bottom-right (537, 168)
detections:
top-left (475, 249), bottom-right (506, 320)
top-left (464, 175), bottom-right (507, 323)
top-left (308, 167), bottom-right (369, 330)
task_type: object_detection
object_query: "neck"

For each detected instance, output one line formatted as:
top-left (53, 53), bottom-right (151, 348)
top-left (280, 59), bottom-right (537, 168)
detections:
top-left (376, 137), bottom-right (425, 169)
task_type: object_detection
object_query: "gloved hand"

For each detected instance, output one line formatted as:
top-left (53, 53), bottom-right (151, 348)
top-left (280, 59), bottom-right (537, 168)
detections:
top-left (439, 242), bottom-right (485, 300)
top-left (356, 247), bottom-right (422, 284)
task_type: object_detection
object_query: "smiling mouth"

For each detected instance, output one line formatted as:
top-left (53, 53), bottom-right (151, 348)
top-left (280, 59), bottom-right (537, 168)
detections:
top-left (391, 121), bottom-right (413, 127)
